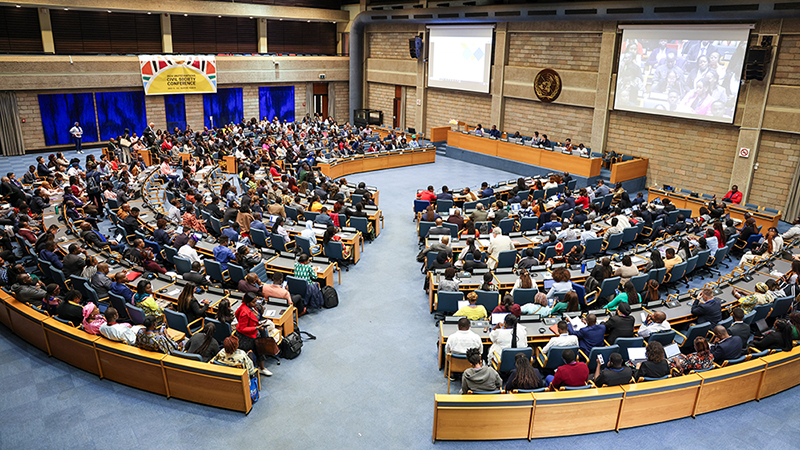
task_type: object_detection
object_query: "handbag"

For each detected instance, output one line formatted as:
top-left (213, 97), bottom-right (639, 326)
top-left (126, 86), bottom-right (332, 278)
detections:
top-left (120, 138), bottom-right (131, 147)
top-left (255, 334), bottom-right (279, 356)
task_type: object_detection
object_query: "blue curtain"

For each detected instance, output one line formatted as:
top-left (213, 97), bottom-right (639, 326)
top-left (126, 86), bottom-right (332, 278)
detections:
top-left (258, 86), bottom-right (295, 123)
top-left (38, 93), bottom-right (98, 146)
top-left (95, 91), bottom-right (147, 141)
top-left (164, 94), bottom-right (186, 132)
top-left (203, 88), bottom-right (243, 129)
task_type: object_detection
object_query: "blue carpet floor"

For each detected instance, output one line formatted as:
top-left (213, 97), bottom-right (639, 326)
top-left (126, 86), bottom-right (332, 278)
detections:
top-left (0, 155), bottom-right (798, 449)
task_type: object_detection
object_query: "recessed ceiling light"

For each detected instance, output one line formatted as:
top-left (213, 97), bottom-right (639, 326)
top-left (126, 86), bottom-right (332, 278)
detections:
top-left (15, 4), bottom-right (21, 8)
top-left (64, 7), bottom-right (68, 10)
top-left (332, 21), bottom-right (336, 24)
top-left (107, 10), bottom-right (112, 13)
top-left (307, 20), bottom-right (311, 23)
top-left (218, 15), bottom-right (222, 18)
top-left (249, 16), bottom-right (253, 19)
top-left (279, 18), bottom-right (283, 21)
top-left (147, 11), bottom-right (151, 14)
top-left (184, 13), bottom-right (188, 17)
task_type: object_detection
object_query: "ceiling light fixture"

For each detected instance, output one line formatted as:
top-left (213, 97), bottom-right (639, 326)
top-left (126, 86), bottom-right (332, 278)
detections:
top-left (184, 13), bottom-right (188, 17)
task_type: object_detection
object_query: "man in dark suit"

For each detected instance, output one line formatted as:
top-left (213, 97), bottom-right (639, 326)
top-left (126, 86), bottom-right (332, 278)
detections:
top-left (1, 176), bottom-right (26, 207)
top-left (91, 263), bottom-right (113, 299)
top-left (691, 288), bottom-right (722, 326)
top-left (462, 249), bottom-right (488, 273)
top-left (710, 325), bottom-right (743, 364)
top-left (182, 261), bottom-right (209, 287)
top-left (604, 302), bottom-right (635, 344)
top-left (665, 214), bottom-right (688, 235)
top-left (205, 195), bottom-right (224, 220)
top-left (122, 207), bottom-right (143, 236)
top-left (727, 307), bottom-right (751, 351)
top-left (62, 243), bottom-right (87, 279)
top-left (80, 222), bottom-right (125, 253)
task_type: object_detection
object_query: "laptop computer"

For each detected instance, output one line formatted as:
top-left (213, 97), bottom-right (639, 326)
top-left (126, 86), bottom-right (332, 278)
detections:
top-left (457, 300), bottom-right (469, 310)
top-left (664, 343), bottom-right (681, 359)
top-left (543, 279), bottom-right (555, 290)
top-left (491, 312), bottom-right (510, 325)
top-left (628, 347), bottom-right (647, 365)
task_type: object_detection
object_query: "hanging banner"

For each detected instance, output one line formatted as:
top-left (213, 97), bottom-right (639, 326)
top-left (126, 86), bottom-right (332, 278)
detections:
top-left (139, 55), bottom-right (217, 95)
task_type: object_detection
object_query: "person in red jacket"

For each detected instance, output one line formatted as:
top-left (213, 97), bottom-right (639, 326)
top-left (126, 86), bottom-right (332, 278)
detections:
top-left (547, 348), bottom-right (589, 389)
top-left (722, 185), bottom-right (743, 204)
top-left (235, 292), bottom-right (273, 376)
top-left (417, 185), bottom-right (436, 203)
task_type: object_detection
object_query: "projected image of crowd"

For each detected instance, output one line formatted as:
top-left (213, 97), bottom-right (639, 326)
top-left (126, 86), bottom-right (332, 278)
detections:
top-left (616, 39), bottom-right (746, 121)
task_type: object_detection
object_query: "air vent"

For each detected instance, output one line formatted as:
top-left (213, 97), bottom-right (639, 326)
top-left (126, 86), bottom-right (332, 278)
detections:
top-left (495, 10), bottom-right (521, 17)
top-left (414, 14), bottom-right (434, 19)
top-left (565, 8), bottom-right (598, 15)
top-left (775, 2), bottom-right (800, 10)
top-left (391, 15), bottom-right (409, 20)
top-left (465, 12), bottom-right (489, 17)
top-left (607, 7), bottom-right (644, 14)
top-left (371, 15), bottom-right (388, 20)
top-left (654, 6), bottom-right (697, 13)
top-left (438, 13), bottom-right (459, 18)
top-left (528, 9), bottom-right (557, 16)
top-left (463, 1), bottom-right (477, 5)
top-left (392, 5), bottom-right (404, 9)
top-left (709, 4), bottom-right (759, 11)
top-left (437, 2), bottom-right (450, 6)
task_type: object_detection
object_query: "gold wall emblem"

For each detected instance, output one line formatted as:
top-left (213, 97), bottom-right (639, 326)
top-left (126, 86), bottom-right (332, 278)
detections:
top-left (534, 69), bottom-right (562, 103)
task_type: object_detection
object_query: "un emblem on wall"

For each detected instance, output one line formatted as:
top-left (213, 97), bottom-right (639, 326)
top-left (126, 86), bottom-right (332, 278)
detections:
top-left (534, 69), bottom-right (562, 103)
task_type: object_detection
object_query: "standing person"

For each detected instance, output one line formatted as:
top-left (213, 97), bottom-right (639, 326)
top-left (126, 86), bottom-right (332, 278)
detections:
top-left (235, 292), bottom-right (273, 377)
top-left (70, 122), bottom-right (83, 154)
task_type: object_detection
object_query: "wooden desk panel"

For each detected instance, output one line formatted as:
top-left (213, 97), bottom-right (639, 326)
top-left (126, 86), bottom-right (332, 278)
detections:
top-left (95, 340), bottom-right (168, 396)
top-left (318, 148), bottom-right (435, 179)
top-left (433, 394), bottom-right (534, 441)
top-left (0, 295), bottom-right (11, 329)
top-left (162, 356), bottom-right (252, 413)
top-left (42, 319), bottom-right (101, 376)
top-left (611, 158), bottom-right (649, 184)
top-left (758, 348), bottom-right (800, 399)
top-left (223, 155), bottom-right (237, 174)
top-left (618, 375), bottom-right (702, 429)
top-left (447, 131), bottom-right (601, 178)
top-left (648, 188), bottom-right (781, 230)
top-left (5, 298), bottom-right (49, 353)
top-left (431, 126), bottom-right (451, 142)
top-left (531, 387), bottom-right (624, 438)
top-left (694, 360), bottom-right (766, 415)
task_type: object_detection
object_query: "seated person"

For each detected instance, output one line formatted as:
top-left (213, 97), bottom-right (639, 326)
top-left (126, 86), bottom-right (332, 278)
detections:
top-left (492, 294), bottom-right (522, 318)
top-left (99, 307), bottom-right (142, 346)
top-left (612, 255), bottom-right (639, 285)
top-left (731, 284), bottom-right (772, 315)
top-left (549, 290), bottom-right (580, 316)
top-left (663, 248), bottom-right (683, 273)
top-left (238, 272), bottom-right (262, 295)
top-left (691, 287), bottom-right (722, 326)
top-left (454, 291), bottom-right (487, 320)
top-left (110, 272), bottom-right (134, 302)
top-left (504, 352), bottom-right (545, 392)
top-left (462, 249), bottom-right (488, 273)
top-left (546, 267), bottom-right (572, 300)
top-left (80, 222), bottom-right (125, 253)
top-left (637, 311), bottom-right (671, 338)
top-left (568, 313), bottom-right (606, 355)
top-left (710, 326), bottom-right (743, 365)
top-left (133, 280), bottom-right (166, 326)
top-left (753, 319), bottom-right (794, 352)
top-left (445, 317), bottom-right (483, 355)
top-left (176, 282), bottom-right (209, 324)
top-left (57, 289), bottom-right (84, 327)
top-left (669, 336), bottom-right (714, 374)
top-left (520, 292), bottom-right (551, 316)
top-left (605, 302), bottom-right (635, 344)
top-left (516, 247), bottom-right (542, 271)
top-left (460, 348), bottom-right (502, 394)
top-left (81, 303), bottom-right (106, 335)
top-left (186, 322), bottom-right (220, 362)
top-left (593, 352), bottom-right (633, 387)
top-left (541, 320), bottom-right (579, 355)
top-left (136, 315), bottom-right (182, 354)
top-left (212, 335), bottom-right (257, 378)
top-left (727, 307), bottom-right (751, 351)
top-left (547, 349), bottom-right (589, 389)
top-left (605, 281), bottom-right (641, 312)
top-left (633, 341), bottom-right (670, 379)
top-left (11, 273), bottom-right (46, 307)
top-left (438, 267), bottom-right (460, 292)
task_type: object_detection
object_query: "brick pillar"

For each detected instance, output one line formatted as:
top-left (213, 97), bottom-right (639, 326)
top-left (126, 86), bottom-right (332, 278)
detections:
top-left (185, 94), bottom-right (205, 129)
top-left (38, 8), bottom-right (54, 54)
top-left (591, 21), bottom-right (617, 154)
top-left (490, 23), bottom-right (509, 131)
top-left (161, 14), bottom-right (173, 53)
top-left (414, 24), bottom-right (427, 136)
top-left (243, 85), bottom-right (259, 121)
top-left (145, 95), bottom-right (167, 131)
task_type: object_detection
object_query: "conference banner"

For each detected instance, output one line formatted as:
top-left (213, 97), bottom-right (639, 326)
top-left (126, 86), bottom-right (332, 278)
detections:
top-left (139, 55), bottom-right (217, 95)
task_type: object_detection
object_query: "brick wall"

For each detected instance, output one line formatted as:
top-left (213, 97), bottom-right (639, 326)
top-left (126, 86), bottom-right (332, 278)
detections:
top-left (405, 86), bottom-right (417, 131)
top-left (507, 32), bottom-right (602, 72)
top-left (16, 92), bottom-right (45, 150)
top-left (606, 110), bottom-right (739, 195)
top-left (243, 85), bottom-right (259, 121)
top-left (502, 98), bottom-right (593, 146)
top-left (773, 34), bottom-right (800, 86)
top-left (366, 82), bottom-right (394, 126)
top-left (748, 131), bottom-right (800, 209)
top-left (184, 93), bottom-right (205, 130)
top-left (368, 31), bottom-right (417, 60)
top-left (426, 88), bottom-right (492, 136)
top-left (144, 96), bottom-right (166, 131)
top-left (294, 82), bottom-right (308, 121)
top-left (330, 81), bottom-right (349, 124)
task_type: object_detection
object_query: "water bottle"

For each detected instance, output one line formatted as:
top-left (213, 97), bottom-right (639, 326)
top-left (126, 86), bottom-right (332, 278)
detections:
top-left (581, 262), bottom-right (586, 274)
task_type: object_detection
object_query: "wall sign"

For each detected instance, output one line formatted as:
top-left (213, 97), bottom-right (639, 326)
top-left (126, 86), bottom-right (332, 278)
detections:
top-left (534, 68), bottom-right (562, 103)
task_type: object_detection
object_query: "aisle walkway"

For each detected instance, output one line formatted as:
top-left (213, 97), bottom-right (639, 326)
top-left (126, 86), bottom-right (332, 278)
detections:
top-left (0, 156), bottom-right (797, 449)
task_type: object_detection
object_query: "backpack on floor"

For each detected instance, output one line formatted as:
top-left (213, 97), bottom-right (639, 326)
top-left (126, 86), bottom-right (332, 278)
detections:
top-left (322, 285), bottom-right (339, 309)
top-left (279, 331), bottom-right (303, 359)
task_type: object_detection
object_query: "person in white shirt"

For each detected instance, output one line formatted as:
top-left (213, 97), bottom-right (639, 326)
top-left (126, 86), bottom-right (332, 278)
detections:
top-left (580, 223), bottom-right (598, 245)
top-left (409, 138), bottom-right (420, 149)
top-left (445, 317), bottom-right (484, 355)
top-left (99, 307), bottom-right (142, 346)
top-left (541, 321), bottom-right (579, 355)
top-left (488, 314), bottom-right (528, 365)
top-left (69, 121), bottom-right (83, 154)
top-left (178, 238), bottom-right (202, 265)
top-left (781, 217), bottom-right (800, 241)
top-left (603, 217), bottom-right (624, 240)
top-left (167, 198), bottom-right (182, 223)
top-left (556, 222), bottom-right (576, 242)
top-left (636, 311), bottom-right (671, 338)
top-left (487, 227), bottom-right (514, 270)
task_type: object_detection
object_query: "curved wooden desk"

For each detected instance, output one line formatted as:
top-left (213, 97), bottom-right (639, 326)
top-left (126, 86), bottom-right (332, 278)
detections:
top-left (433, 348), bottom-right (800, 441)
top-left (317, 147), bottom-right (436, 179)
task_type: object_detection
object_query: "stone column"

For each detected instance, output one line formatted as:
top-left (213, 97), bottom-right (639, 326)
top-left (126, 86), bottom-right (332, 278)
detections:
top-left (38, 8), bottom-right (54, 54)
top-left (490, 22), bottom-right (509, 131)
top-left (590, 21), bottom-right (617, 154)
top-left (161, 13), bottom-right (173, 53)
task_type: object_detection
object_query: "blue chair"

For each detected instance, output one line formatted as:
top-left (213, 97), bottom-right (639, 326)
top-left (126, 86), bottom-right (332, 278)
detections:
top-left (602, 233), bottom-right (624, 254)
top-left (205, 317), bottom-right (232, 344)
top-left (581, 345), bottom-right (620, 373)
top-left (691, 250), bottom-right (712, 279)
top-left (270, 233), bottom-right (295, 253)
top-left (583, 237), bottom-right (604, 257)
top-left (414, 199), bottom-right (430, 219)
top-left (467, 390), bottom-right (504, 395)
top-left (560, 208), bottom-right (573, 221)
top-left (621, 227), bottom-right (638, 246)
top-left (164, 309), bottom-right (203, 336)
top-left (251, 228), bottom-right (269, 248)
top-left (585, 276), bottom-right (620, 307)
top-left (173, 350), bottom-right (203, 362)
top-left (646, 330), bottom-right (677, 347)
top-left (663, 261), bottom-right (688, 292)
top-left (228, 263), bottom-right (247, 285)
top-left (204, 259), bottom-right (228, 283)
top-left (769, 296), bottom-right (793, 318)
top-left (750, 303), bottom-right (773, 324)
top-left (561, 384), bottom-right (592, 390)
top-left (108, 292), bottom-right (130, 322)
top-left (164, 246), bottom-right (178, 263)
top-left (519, 216), bottom-right (539, 232)
top-left (286, 276), bottom-right (310, 303)
top-left (630, 273), bottom-right (649, 293)
top-left (303, 211), bottom-right (319, 222)
top-left (284, 206), bottom-right (299, 222)
top-left (706, 246), bottom-right (730, 275)
top-left (495, 250), bottom-right (518, 269)
top-left (513, 387), bottom-right (548, 393)
top-left (126, 303), bottom-right (145, 325)
top-left (613, 337), bottom-right (645, 361)
top-left (498, 218), bottom-right (516, 235)
top-left (536, 345), bottom-right (579, 371)
top-left (649, 267), bottom-right (667, 284)
top-left (324, 241), bottom-right (351, 266)
top-left (492, 347), bottom-right (533, 374)
top-left (562, 239), bottom-right (580, 255)
top-left (640, 375), bottom-right (671, 382)
top-left (48, 267), bottom-right (70, 292)
top-left (418, 221), bottom-right (436, 240)
top-left (675, 322), bottom-right (712, 353)
top-left (349, 217), bottom-right (373, 240)
top-left (512, 288), bottom-right (537, 306)
top-left (475, 290), bottom-right (500, 312)
top-left (295, 236), bottom-right (322, 257)
top-left (436, 199), bottom-right (453, 214)
top-left (173, 256), bottom-right (192, 275)
top-left (435, 291), bottom-right (463, 314)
